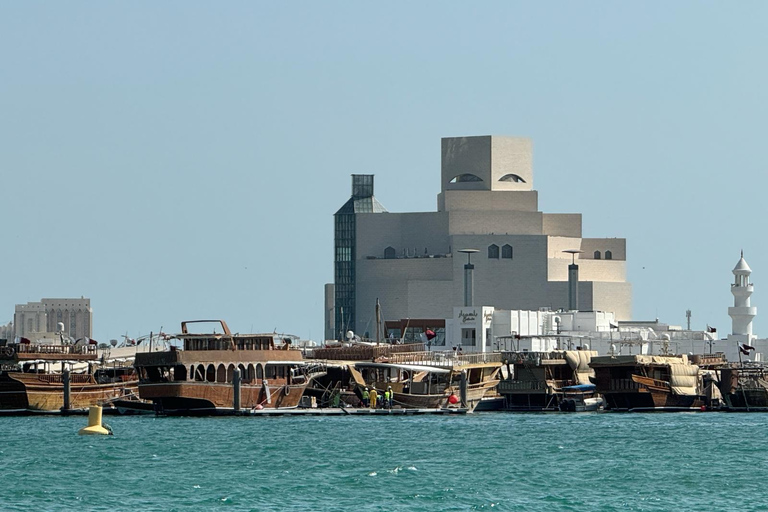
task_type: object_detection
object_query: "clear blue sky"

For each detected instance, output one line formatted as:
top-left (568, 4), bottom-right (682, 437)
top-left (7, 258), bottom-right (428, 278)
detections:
top-left (2, 3), bottom-right (766, 341)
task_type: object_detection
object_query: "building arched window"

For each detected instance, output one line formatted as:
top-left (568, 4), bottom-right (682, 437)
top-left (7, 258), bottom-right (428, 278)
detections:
top-left (384, 246), bottom-right (396, 259)
top-left (605, 250), bottom-right (613, 260)
top-left (449, 173), bottom-right (483, 183)
top-left (594, 251), bottom-right (601, 260)
top-left (502, 244), bottom-right (513, 259)
top-left (174, 365), bottom-right (187, 382)
top-left (499, 173), bottom-right (527, 183)
top-left (488, 244), bottom-right (499, 259)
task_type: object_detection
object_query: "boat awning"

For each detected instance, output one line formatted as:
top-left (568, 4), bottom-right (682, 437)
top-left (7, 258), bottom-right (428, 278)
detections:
top-left (562, 384), bottom-right (596, 392)
top-left (353, 362), bottom-right (450, 374)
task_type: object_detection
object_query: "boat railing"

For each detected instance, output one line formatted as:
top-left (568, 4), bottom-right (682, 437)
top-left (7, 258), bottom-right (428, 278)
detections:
top-left (608, 378), bottom-right (643, 391)
top-left (455, 352), bottom-right (503, 365)
top-left (310, 343), bottom-right (424, 361)
top-left (689, 353), bottom-right (727, 366)
top-left (387, 351), bottom-right (503, 366)
top-left (631, 374), bottom-right (671, 391)
top-left (37, 373), bottom-right (93, 384)
top-left (497, 380), bottom-right (547, 392)
top-left (10, 343), bottom-right (98, 357)
top-left (300, 362), bottom-right (328, 381)
top-left (502, 351), bottom-right (567, 365)
top-left (183, 337), bottom-right (303, 351)
top-left (729, 366), bottom-right (767, 377)
top-left (738, 376), bottom-right (768, 390)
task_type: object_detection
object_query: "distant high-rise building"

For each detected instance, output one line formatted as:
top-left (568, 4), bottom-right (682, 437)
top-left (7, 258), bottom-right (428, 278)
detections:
top-left (0, 321), bottom-right (13, 342)
top-left (14, 297), bottom-right (92, 340)
top-left (14, 302), bottom-right (46, 339)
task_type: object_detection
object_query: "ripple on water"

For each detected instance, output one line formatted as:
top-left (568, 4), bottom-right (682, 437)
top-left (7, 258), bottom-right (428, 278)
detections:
top-left (1, 413), bottom-right (767, 511)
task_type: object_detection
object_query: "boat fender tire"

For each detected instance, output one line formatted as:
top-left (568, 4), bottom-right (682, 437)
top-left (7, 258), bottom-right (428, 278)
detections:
top-left (1, 347), bottom-right (13, 358)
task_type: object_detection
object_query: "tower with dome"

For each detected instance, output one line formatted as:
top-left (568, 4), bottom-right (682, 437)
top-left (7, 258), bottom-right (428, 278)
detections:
top-left (726, 252), bottom-right (762, 362)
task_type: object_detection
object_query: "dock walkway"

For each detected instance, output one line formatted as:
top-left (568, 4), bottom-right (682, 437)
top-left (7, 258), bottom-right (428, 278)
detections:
top-left (1, 407), bottom-right (468, 416)
top-left (241, 407), bottom-right (468, 416)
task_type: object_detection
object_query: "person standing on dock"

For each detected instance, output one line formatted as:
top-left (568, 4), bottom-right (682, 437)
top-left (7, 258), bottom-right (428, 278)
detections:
top-left (362, 387), bottom-right (370, 408)
top-left (385, 386), bottom-right (392, 409)
top-left (369, 388), bottom-right (378, 409)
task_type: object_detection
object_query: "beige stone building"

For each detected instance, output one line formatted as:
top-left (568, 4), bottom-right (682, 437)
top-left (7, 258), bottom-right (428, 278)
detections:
top-left (0, 322), bottom-right (13, 342)
top-left (327, 135), bottom-right (631, 340)
top-left (14, 297), bottom-right (92, 340)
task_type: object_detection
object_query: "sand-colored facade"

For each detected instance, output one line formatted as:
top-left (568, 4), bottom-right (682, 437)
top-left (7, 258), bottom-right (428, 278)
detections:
top-left (328, 136), bottom-right (630, 340)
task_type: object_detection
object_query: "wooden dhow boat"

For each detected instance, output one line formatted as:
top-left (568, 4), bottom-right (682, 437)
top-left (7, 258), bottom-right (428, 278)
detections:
top-left (497, 350), bottom-right (600, 411)
top-left (589, 353), bottom-right (704, 411)
top-left (717, 363), bottom-right (768, 412)
top-left (134, 320), bottom-right (326, 415)
top-left (348, 351), bottom-right (502, 412)
top-left (0, 339), bottom-right (137, 413)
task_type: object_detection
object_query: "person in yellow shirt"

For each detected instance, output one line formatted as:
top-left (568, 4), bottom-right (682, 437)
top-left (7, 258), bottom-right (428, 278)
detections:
top-left (369, 388), bottom-right (378, 409)
top-left (362, 387), bottom-right (370, 408)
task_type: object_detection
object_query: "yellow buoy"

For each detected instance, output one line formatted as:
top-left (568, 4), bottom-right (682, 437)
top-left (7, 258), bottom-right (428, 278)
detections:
top-left (78, 406), bottom-right (111, 436)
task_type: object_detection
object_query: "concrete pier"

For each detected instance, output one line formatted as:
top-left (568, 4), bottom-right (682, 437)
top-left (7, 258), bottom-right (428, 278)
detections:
top-left (241, 407), bottom-right (468, 417)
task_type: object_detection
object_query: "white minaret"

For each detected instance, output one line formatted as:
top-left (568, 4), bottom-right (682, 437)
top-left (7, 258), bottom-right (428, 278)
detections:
top-left (728, 251), bottom-right (757, 339)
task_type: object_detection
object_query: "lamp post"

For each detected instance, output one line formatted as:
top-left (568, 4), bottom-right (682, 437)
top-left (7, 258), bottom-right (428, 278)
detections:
top-left (459, 249), bottom-right (479, 307)
top-left (563, 250), bottom-right (583, 311)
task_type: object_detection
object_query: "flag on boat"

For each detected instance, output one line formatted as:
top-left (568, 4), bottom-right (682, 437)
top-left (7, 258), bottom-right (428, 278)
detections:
top-left (739, 343), bottom-right (756, 355)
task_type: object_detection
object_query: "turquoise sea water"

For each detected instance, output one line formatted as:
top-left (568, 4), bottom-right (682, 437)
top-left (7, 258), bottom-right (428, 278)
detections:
top-left (1, 412), bottom-right (767, 512)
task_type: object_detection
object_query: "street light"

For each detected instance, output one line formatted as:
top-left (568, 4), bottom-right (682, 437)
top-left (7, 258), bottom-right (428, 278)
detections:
top-left (459, 249), bottom-right (479, 307)
top-left (562, 250), bottom-right (583, 311)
